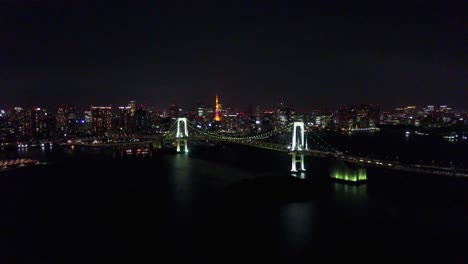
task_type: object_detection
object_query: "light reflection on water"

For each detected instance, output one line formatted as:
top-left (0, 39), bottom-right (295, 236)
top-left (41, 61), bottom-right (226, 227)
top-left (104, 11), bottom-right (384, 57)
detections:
top-left (167, 153), bottom-right (195, 253)
top-left (170, 153), bottom-right (193, 200)
top-left (273, 183), bottom-right (368, 258)
top-left (2, 144), bottom-right (465, 262)
top-left (1, 146), bottom-right (48, 161)
top-left (291, 172), bottom-right (306, 179)
top-left (332, 183), bottom-right (368, 209)
top-left (276, 201), bottom-right (317, 258)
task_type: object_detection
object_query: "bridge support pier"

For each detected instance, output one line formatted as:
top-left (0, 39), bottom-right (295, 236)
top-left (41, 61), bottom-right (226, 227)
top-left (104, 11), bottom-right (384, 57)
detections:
top-left (290, 152), bottom-right (305, 172)
top-left (176, 117), bottom-right (189, 153)
top-left (329, 158), bottom-right (367, 183)
top-left (176, 139), bottom-right (188, 153)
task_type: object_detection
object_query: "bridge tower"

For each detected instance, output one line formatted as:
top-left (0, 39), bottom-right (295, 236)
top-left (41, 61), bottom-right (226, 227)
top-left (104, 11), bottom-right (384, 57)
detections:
top-left (290, 121), bottom-right (306, 172)
top-left (175, 117), bottom-right (189, 153)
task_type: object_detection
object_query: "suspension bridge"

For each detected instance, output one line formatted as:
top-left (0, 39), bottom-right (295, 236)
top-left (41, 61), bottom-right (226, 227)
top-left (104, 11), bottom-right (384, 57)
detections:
top-left (64, 117), bottom-right (468, 181)
top-left (165, 118), bottom-right (468, 180)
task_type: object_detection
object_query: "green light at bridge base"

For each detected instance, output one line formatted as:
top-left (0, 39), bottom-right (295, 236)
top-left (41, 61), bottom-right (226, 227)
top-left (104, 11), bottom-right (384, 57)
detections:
top-left (330, 168), bottom-right (367, 182)
top-left (330, 159), bottom-right (367, 183)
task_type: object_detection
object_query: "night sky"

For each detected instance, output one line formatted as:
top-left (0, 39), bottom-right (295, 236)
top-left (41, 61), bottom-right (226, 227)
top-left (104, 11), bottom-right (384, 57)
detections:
top-left (1, 0), bottom-right (466, 111)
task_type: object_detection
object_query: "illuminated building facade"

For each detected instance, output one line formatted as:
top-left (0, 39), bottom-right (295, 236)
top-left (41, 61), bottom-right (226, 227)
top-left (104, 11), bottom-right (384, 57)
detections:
top-left (84, 111), bottom-right (93, 134)
top-left (31, 107), bottom-right (49, 138)
top-left (91, 106), bottom-right (112, 135)
top-left (14, 107), bottom-right (32, 138)
top-left (118, 106), bottom-right (132, 132)
top-left (337, 104), bottom-right (380, 130)
top-left (135, 106), bottom-right (147, 133)
top-left (128, 100), bottom-right (136, 117)
top-left (56, 105), bottom-right (77, 136)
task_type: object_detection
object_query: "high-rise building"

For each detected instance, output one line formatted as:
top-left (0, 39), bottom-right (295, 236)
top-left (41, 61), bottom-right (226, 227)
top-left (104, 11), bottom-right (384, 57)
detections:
top-left (56, 107), bottom-right (67, 133)
top-left (425, 105), bottom-right (435, 113)
top-left (84, 110), bottom-right (93, 134)
top-left (169, 104), bottom-right (179, 119)
top-left (244, 105), bottom-right (253, 117)
top-left (255, 106), bottom-right (262, 122)
top-left (367, 104), bottom-right (380, 128)
top-left (336, 104), bottom-right (380, 130)
top-left (91, 106), bottom-right (112, 135)
top-left (67, 107), bottom-right (78, 135)
top-left (135, 106), bottom-right (147, 133)
top-left (276, 104), bottom-right (294, 126)
top-left (128, 100), bottom-right (136, 117)
top-left (197, 102), bottom-right (205, 117)
top-left (56, 105), bottom-right (77, 135)
top-left (404, 106), bottom-right (417, 117)
top-left (15, 107), bottom-right (32, 138)
top-left (440, 105), bottom-right (449, 113)
top-left (31, 107), bottom-right (49, 138)
top-left (118, 106), bottom-right (132, 132)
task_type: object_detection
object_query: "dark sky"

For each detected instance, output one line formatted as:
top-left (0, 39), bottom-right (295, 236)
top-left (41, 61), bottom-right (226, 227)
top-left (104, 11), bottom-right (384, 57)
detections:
top-left (0, 0), bottom-right (466, 111)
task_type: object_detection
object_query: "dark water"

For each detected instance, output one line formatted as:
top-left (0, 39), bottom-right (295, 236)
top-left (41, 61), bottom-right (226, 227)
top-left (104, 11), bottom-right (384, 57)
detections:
top-left (0, 135), bottom-right (467, 263)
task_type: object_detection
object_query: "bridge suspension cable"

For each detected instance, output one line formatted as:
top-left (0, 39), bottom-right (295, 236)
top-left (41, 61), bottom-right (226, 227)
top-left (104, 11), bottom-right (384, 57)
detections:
top-left (166, 119), bottom-right (344, 156)
top-left (181, 122), bottom-right (294, 141)
top-left (304, 124), bottom-right (341, 154)
top-left (168, 120), bottom-right (342, 153)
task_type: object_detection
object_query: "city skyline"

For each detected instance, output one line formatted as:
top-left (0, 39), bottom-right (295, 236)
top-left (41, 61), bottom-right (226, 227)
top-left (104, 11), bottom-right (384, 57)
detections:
top-left (1, 1), bottom-right (467, 258)
top-left (1, 1), bottom-right (465, 110)
top-left (0, 96), bottom-right (464, 114)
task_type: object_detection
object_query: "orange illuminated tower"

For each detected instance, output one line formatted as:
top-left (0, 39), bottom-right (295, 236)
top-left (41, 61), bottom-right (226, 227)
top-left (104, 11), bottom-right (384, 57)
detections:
top-left (213, 95), bottom-right (221, 121)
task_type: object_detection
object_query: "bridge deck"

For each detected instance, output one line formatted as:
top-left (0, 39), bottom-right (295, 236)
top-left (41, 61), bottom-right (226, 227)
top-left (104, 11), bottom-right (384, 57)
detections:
top-left (63, 134), bottom-right (468, 178)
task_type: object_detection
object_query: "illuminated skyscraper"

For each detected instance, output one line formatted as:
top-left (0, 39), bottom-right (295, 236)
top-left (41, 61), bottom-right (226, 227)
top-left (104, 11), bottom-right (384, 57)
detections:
top-left (84, 110), bottom-right (92, 134)
top-left (118, 106), bottom-right (132, 132)
top-left (31, 107), bottom-right (49, 137)
top-left (91, 106), bottom-right (112, 135)
top-left (128, 100), bottom-right (136, 117)
top-left (56, 105), bottom-right (77, 135)
top-left (213, 95), bottom-right (221, 121)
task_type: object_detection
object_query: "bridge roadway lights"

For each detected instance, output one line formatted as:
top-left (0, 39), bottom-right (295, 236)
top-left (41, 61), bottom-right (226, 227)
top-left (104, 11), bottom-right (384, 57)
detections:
top-left (290, 152), bottom-right (306, 172)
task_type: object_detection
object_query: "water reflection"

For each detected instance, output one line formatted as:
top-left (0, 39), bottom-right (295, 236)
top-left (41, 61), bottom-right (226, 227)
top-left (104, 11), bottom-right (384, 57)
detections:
top-left (277, 202), bottom-right (317, 257)
top-left (168, 153), bottom-right (194, 246)
top-left (170, 153), bottom-right (193, 202)
top-left (0, 146), bottom-right (49, 161)
top-left (332, 183), bottom-right (368, 211)
top-left (291, 172), bottom-right (306, 179)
